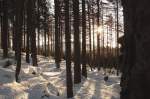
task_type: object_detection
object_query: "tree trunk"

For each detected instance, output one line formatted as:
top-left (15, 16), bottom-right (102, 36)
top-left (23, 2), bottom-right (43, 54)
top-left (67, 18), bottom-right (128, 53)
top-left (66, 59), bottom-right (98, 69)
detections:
top-left (116, 0), bottom-right (119, 76)
top-left (97, 0), bottom-right (100, 70)
top-left (92, 7), bottom-right (95, 68)
top-left (26, 5), bottom-right (30, 63)
top-left (37, 0), bottom-right (40, 55)
top-left (15, 0), bottom-right (24, 82)
top-left (54, 0), bottom-right (60, 68)
top-left (73, 0), bottom-right (81, 84)
top-left (30, 0), bottom-right (38, 66)
top-left (2, 0), bottom-right (8, 58)
top-left (81, 0), bottom-right (87, 78)
top-left (88, 2), bottom-right (92, 70)
top-left (120, 0), bottom-right (150, 99)
top-left (65, 0), bottom-right (73, 97)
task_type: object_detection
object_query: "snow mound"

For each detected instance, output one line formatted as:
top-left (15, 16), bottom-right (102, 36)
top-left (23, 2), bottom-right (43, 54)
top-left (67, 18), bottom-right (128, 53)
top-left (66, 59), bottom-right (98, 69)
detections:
top-left (0, 84), bottom-right (28, 99)
top-left (0, 68), bottom-right (15, 84)
top-left (28, 83), bottom-right (60, 99)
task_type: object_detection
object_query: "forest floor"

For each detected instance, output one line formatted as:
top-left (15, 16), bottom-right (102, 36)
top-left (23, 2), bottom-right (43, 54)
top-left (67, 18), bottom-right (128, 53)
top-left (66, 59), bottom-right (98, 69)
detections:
top-left (0, 51), bottom-right (120, 99)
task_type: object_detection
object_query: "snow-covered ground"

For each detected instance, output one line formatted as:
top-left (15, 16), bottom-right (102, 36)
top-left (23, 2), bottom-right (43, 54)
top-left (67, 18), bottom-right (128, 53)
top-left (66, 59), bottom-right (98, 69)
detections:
top-left (0, 51), bottom-right (120, 99)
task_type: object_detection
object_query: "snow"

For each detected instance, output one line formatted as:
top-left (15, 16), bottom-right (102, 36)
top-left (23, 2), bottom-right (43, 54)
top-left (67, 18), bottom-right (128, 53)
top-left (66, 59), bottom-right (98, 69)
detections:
top-left (0, 51), bottom-right (120, 99)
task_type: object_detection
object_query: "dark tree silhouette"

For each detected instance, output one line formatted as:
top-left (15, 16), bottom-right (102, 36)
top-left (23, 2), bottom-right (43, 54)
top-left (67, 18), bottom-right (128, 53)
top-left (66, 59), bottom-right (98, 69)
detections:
top-left (30, 0), bottom-right (38, 66)
top-left (54, 0), bottom-right (61, 68)
top-left (87, 2), bottom-right (92, 70)
top-left (65, 0), bottom-right (73, 97)
top-left (120, 0), bottom-right (150, 99)
top-left (26, 1), bottom-right (31, 63)
top-left (73, 0), bottom-right (81, 84)
top-left (81, 0), bottom-right (87, 78)
top-left (92, 4), bottom-right (96, 69)
top-left (26, 0), bottom-right (38, 66)
top-left (1, 0), bottom-right (8, 58)
top-left (15, 0), bottom-right (25, 82)
top-left (96, 0), bottom-right (100, 70)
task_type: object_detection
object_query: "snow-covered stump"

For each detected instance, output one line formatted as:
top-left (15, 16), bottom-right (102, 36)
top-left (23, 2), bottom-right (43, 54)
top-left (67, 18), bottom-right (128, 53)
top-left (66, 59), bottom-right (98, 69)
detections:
top-left (0, 90), bottom-right (28, 99)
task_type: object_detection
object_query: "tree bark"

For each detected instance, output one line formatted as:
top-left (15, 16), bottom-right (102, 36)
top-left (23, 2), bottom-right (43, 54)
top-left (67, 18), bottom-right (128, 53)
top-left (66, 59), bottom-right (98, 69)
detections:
top-left (15, 0), bottom-right (25, 82)
top-left (120, 0), bottom-right (150, 99)
top-left (30, 0), bottom-right (38, 66)
top-left (2, 0), bottom-right (8, 58)
top-left (82, 0), bottom-right (87, 78)
top-left (65, 0), bottom-right (73, 97)
top-left (54, 0), bottom-right (60, 68)
top-left (73, 0), bottom-right (81, 84)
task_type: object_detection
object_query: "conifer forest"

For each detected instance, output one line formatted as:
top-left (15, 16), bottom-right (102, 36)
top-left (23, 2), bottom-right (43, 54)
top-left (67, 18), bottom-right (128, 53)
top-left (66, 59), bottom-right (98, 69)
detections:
top-left (0, 0), bottom-right (149, 99)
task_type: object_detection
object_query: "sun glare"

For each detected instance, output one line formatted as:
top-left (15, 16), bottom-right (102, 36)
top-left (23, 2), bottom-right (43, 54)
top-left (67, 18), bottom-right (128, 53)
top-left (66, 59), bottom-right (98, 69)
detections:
top-left (97, 26), bottom-right (103, 35)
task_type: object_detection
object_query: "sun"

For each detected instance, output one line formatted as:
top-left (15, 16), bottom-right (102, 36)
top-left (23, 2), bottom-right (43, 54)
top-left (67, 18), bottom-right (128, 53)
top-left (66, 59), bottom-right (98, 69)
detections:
top-left (97, 26), bottom-right (103, 35)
